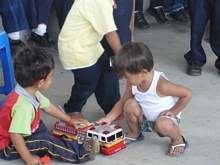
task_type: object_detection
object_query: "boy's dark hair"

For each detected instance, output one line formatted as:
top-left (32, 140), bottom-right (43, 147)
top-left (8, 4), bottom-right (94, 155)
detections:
top-left (13, 46), bottom-right (55, 87)
top-left (113, 42), bottom-right (154, 75)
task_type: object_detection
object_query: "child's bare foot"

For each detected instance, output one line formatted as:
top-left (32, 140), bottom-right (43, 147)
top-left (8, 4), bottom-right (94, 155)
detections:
top-left (167, 136), bottom-right (189, 157)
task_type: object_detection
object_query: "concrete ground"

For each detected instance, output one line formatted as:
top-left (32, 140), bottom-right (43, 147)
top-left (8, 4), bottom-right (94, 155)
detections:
top-left (0, 7), bottom-right (220, 165)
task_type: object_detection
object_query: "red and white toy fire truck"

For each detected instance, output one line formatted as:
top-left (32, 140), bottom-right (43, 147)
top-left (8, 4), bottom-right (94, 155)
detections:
top-left (52, 121), bottom-right (126, 155)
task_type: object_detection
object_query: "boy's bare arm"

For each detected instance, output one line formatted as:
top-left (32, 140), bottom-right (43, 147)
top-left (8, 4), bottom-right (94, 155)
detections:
top-left (157, 77), bottom-right (192, 116)
top-left (105, 31), bottom-right (121, 54)
top-left (105, 83), bottom-right (133, 122)
top-left (10, 133), bottom-right (40, 165)
top-left (44, 103), bottom-right (90, 127)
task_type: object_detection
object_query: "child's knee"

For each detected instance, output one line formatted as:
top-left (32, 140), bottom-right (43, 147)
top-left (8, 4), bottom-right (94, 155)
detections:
top-left (155, 118), bottom-right (173, 133)
top-left (123, 98), bottom-right (140, 113)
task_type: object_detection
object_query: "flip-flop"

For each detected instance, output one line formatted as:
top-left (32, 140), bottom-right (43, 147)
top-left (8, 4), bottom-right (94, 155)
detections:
top-left (123, 133), bottom-right (144, 145)
top-left (166, 136), bottom-right (189, 157)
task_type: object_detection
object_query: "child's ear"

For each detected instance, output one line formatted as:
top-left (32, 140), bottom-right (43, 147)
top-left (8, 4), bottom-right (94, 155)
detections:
top-left (36, 79), bottom-right (45, 88)
top-left (142, 69), bottom-right (148, 75)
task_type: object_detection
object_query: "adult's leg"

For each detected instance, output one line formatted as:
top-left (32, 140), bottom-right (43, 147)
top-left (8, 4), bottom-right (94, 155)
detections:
top-left (210, 0), bottom-right (220, 71)
top-left (101, 0), bottom-right (133, 56)
top-left (130, 0), bottom-right (135, 41)
top-left (164, 0), bottom-right (183, 13)
top-left (54, 0), bottom-right (74, 29)
top-left (22, 0), bottom-right (53, 29)
top-left (134, 0), bottom-right (149, 30)
top-left (94, 53), bottom-right (120, 114)
top-left (135, 0), bottom-right (143, 12)
top-left (0, 0), bottom-right (28, 55)
top-left (22, 0), bottom-right (56, 49)
top-left (115, 0), bottom-right (133, 45)
top-left (35, 0), bottom-right (54, 25)
top-left (0, 121), bottom-right (91, 163)
top-left (149, 0), bottom-right (165, 8)
top-left (0, 0), bottom-right (28, 33)
top-left (22, 0), bottom-right (38, 29)
top-left (184, 0), bottom-right (210, 66)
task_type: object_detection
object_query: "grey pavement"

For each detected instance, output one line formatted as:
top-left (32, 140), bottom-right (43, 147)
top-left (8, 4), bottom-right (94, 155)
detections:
top-left (0, 8), bottom-right (220, 165)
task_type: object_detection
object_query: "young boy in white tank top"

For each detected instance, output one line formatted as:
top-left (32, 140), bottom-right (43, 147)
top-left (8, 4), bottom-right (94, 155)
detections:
top-left (98, 42), bottom-right (192, 157)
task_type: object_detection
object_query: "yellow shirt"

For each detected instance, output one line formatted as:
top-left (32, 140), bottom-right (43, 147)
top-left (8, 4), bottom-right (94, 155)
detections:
top-left (58, 0), bottom-right (117, 70)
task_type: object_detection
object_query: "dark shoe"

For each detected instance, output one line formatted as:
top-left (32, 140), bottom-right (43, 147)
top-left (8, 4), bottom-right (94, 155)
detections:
top-left (9, 39), bottom-right (25, 56)
top-left (135, 11), bottom-right (150, 30)
top-left (147, 7), bottom-right (170, 24)
top-left (169, 9), bottom-right (190, 23)
top-left (187, 61), bottom-right (201, 76)
top-left (83, 136), bottom-right (100, 161)
top-left (28, 32), bottom-right (57, 52)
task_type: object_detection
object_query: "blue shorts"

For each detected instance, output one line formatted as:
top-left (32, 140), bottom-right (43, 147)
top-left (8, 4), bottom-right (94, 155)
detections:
top-left (139, 115), bottom-right (180, 137)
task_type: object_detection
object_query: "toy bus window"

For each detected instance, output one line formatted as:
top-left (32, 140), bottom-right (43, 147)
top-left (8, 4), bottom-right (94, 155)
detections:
top-left (116, 131), bottom-right (123, 138)
top-left (107, 134), bottom-right (115, 142)
top-left (88, 133), bottom-right (93, 138)
top-left (101, 136), bottom-right (106, 142)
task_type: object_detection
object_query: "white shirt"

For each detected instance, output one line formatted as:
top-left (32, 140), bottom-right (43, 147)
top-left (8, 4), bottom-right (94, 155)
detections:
top-left (132, 71), bottom-right (180, 121)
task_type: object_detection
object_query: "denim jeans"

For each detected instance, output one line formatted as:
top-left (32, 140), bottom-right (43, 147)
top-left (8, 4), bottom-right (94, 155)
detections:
top-left (149, 0), bottom-right (186, 13)
top-left (22, 0), bottom-right (54, 29)
top-left (64, 52), bottom-right (120, 114)
top-left (164, 0), bottom-right (185, 13)
top-left (101, 0), bottom-right (133, 56)
top-left (0, 0), bottom-right (28, 33)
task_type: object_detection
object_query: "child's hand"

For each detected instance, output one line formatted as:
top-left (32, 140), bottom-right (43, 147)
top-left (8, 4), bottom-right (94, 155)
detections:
top-left (112, 0), bottom-right (117, 9)
top-left (96, 116), bottom-right (112, 125)
top-left (159, 109), bottom-right (176, 117)
top-left (70, 118), bottom-right (90, 128)
top-left (24, 155), bottom-right (40, 165)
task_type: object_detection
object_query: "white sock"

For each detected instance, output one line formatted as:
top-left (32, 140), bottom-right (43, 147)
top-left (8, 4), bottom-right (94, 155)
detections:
top-left (34, 24), bottom-right (47, 36)
top-left (8, 31), bottom-right (20, 40)
top-left (154, 6), bottom-right (163, 9)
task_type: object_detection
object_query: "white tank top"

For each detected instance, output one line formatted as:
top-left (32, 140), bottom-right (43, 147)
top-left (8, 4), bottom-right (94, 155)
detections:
top-left (132, 71), bottom-right (180, 121)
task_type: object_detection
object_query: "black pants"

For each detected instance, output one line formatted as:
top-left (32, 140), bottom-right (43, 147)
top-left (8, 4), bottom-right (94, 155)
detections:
top-left (184, 0), bottom-right (220, 70)
top-left (54, 0), bottom-right (74, 29)
top-left (22, 0), bottom-right (54, 29)
top-left (64, 52), bottom-right (120, 115)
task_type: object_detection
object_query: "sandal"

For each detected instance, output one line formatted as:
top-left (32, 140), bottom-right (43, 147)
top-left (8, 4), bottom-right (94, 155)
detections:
top-left (166, 136), bottom-right (189, 157)
top-left (123, 133), bottom-right (144, 145)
